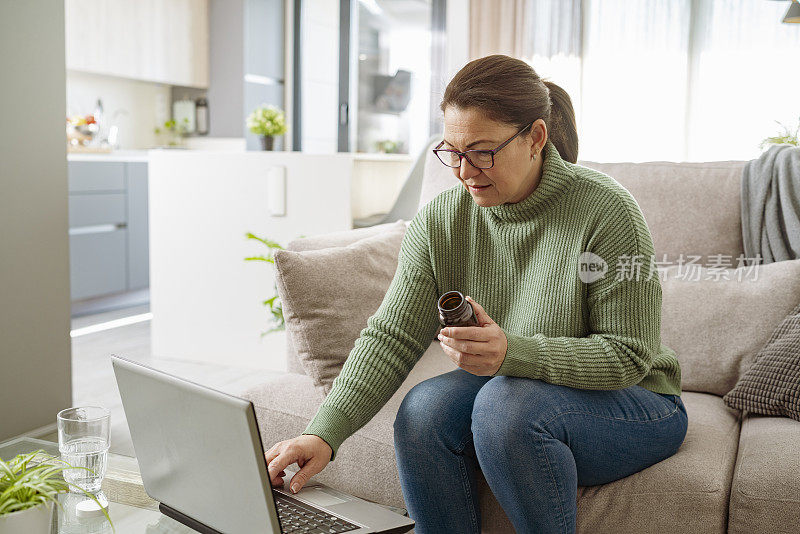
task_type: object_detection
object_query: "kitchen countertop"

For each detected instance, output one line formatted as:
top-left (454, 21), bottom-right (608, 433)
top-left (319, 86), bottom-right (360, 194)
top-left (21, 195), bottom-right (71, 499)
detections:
top-left (66, 149), bottom-right (417, 163)
top-left (352, 152), bottom-right (414, 162)
top-left (67, 149), bottom-right (150, 162)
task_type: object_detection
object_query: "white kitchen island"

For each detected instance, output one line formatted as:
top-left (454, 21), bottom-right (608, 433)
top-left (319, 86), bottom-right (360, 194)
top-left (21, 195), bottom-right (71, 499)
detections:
top-left (148, 150), bottom-right (412, 371)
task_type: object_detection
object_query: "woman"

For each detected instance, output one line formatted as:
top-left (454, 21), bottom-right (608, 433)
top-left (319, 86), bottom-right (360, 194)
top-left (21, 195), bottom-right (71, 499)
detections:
top-left (265, 55), bottom-right (688, 534)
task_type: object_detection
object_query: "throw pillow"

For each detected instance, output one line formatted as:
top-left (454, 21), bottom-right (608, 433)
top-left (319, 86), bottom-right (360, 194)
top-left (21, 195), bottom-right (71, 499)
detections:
top-left (274, 220), bottom-right (407, 394)
top-left (723, 302), bottom-right (800, 421)
top-left (659, 258), bottom-right (800, 396)
top-left (282, 220), bottom-right (408, 375)
top-left (287, 220), bottom-right (409, 252)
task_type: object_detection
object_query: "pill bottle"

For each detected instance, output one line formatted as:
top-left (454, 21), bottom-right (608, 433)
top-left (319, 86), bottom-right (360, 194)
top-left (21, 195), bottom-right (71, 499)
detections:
top-left (437, 291), bottom-right (479, 327)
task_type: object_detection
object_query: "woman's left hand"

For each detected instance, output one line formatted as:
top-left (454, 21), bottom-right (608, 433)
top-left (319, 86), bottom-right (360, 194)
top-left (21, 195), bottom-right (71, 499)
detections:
top-left (437, 296), bottom-right (508, 376)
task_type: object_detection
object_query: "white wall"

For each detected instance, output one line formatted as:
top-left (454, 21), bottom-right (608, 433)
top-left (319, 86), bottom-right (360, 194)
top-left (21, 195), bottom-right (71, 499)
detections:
top-left (148, 151), bottom-right (354, 371)
top-left (0, 0), bottom-right (72, 441)
top-left (67, 70), bottom-right (172, 149)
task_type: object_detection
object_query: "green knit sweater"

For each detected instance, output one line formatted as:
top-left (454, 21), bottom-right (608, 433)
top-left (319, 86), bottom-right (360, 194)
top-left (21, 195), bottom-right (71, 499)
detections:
top-left (304, 138), bottom-right (683, 461)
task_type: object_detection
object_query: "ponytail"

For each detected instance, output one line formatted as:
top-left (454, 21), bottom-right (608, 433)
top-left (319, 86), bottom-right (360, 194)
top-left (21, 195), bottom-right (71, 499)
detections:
top-left (441, 55), bottom-right (579, 163)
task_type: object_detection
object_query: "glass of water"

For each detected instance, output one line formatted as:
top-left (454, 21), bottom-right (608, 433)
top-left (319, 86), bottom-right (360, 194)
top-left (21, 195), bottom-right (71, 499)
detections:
top-left (57, 406), bottom-right (110, 494)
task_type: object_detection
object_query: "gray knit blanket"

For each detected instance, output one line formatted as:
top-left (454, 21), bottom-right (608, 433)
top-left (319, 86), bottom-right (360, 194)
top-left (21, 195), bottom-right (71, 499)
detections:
top-left (741, 143), bottom-right (800, 264)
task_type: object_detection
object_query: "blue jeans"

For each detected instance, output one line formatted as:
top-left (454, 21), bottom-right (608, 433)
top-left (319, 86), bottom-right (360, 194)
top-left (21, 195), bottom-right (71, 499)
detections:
top-left (393, 368), bottom-right (688, 534)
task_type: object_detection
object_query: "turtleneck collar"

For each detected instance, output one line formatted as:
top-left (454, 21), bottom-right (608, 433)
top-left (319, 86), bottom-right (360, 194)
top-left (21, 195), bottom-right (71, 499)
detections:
top-left (483, 138), bottom-right (575, 223)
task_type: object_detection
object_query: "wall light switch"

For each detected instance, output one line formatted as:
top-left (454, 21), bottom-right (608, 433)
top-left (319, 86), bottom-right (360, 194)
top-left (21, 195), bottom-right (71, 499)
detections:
top-left (267, 166), bottom-right (286, 216)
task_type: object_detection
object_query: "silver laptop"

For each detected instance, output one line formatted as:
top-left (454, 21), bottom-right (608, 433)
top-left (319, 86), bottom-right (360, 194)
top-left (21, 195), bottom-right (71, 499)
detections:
top-left (111, 354), bottom-right (415, 534)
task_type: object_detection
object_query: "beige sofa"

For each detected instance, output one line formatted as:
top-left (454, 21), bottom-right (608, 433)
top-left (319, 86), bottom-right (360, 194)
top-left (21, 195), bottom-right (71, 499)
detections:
top-left (242, 152), bottom-right (800, 533)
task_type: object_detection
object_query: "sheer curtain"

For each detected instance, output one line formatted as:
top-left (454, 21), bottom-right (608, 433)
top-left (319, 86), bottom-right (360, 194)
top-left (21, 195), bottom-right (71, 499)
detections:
top-left (469, 0), bottom-right (800, 162)
top-left (686, 0), bottom-right (800, 161)
top-left (468, 0), bottom-right (526, 59)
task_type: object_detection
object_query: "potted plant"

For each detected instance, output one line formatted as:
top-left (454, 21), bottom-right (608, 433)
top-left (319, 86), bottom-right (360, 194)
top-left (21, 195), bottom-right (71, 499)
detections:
top-left (0, 450), bottom-right (114, 533)
top-left (375, 139), bottom-right (402, 154)
top-left (154, 117), bottom-right (191, 148)
top-left (244, 232), bottom-right (287, 335)
top-left (759, 114), bottom-right (800, 149)
top-left (246, 105), bottom-right (287, 150)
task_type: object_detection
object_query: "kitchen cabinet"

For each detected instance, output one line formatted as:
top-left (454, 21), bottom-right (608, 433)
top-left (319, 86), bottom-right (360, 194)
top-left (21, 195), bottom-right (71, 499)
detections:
top-left (69, 231), bottom-right (128, 300)
top-left (243, 0), bottom-right (285, 150)
top-left (68, 160), bottom-right (149, 301)
top-left (244, 0), bottom-right (284, 81)
top-left (126, 162), bottom-right (149, 290)
top-left (206, 0), bottom-right (285, 148)
top-left (65, 0), bottom-right (209, 88)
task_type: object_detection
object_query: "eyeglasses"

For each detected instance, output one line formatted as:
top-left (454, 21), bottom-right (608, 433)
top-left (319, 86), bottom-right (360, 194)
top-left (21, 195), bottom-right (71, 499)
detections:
top-left (433, 123), bottom-right (533, 170)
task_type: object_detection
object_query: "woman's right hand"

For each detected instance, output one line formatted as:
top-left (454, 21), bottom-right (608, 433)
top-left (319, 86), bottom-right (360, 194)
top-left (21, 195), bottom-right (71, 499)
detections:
top-left (265, 435), bottom-right (333, 494)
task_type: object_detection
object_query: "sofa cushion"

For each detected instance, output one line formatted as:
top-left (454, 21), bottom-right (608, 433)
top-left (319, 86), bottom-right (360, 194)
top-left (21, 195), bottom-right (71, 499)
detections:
top-left (243, 347), bottom-right (740, 534)
top-left (727, 413), bottom-right (800, 534)
top-left (281, 222), bottom-right (410, 375)
top-left (286, 221), bottom-right (408, 252)
top-left (283, 337), bottom-right (305, 376)
top-left (483, 391), bottom-right (742, 534)
top-left (573, 391), bottom-right (740, 534)
top-left (274, 220), bottom-right (407, 394)
top-left (723, 301), bottom-right (800, 421)
top-left (660, 258), bottom-right (800, 396)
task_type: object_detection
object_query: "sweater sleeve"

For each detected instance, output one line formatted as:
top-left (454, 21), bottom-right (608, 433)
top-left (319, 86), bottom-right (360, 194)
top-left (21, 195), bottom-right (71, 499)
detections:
top-left (493, 191), bottom-right (663, 391)
top-left (302, 209), bottom-right (441, 461)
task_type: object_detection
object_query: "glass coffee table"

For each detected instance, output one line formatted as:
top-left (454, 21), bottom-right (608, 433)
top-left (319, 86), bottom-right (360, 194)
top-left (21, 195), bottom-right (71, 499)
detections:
top-left (1, 436), bottom-right (408, 533)
top-left (0, 436), bottom-right (194, 533)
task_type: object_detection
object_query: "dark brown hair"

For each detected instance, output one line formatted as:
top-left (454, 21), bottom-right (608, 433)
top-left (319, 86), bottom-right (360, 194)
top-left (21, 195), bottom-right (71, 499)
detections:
top-left (440, 55), bottom-right (579, 164)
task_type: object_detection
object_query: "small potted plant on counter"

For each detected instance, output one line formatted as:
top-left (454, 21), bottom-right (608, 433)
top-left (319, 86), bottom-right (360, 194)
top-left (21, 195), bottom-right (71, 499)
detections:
top-left (0, 450), bottom-right (114, 534)
top-left (246, 104), bottom-right (287, 150)
top-left (154, 118), bottom-right (191, 148)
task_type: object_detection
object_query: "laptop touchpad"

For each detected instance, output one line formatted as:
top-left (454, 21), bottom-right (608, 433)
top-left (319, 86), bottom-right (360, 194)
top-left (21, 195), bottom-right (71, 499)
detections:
top-left (294, 488), bottom-right (348, 507)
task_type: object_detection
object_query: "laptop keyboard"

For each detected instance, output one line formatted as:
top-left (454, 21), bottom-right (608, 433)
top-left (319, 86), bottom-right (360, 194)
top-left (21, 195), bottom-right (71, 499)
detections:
top-left (274, 491), bottom-right (361, 533)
